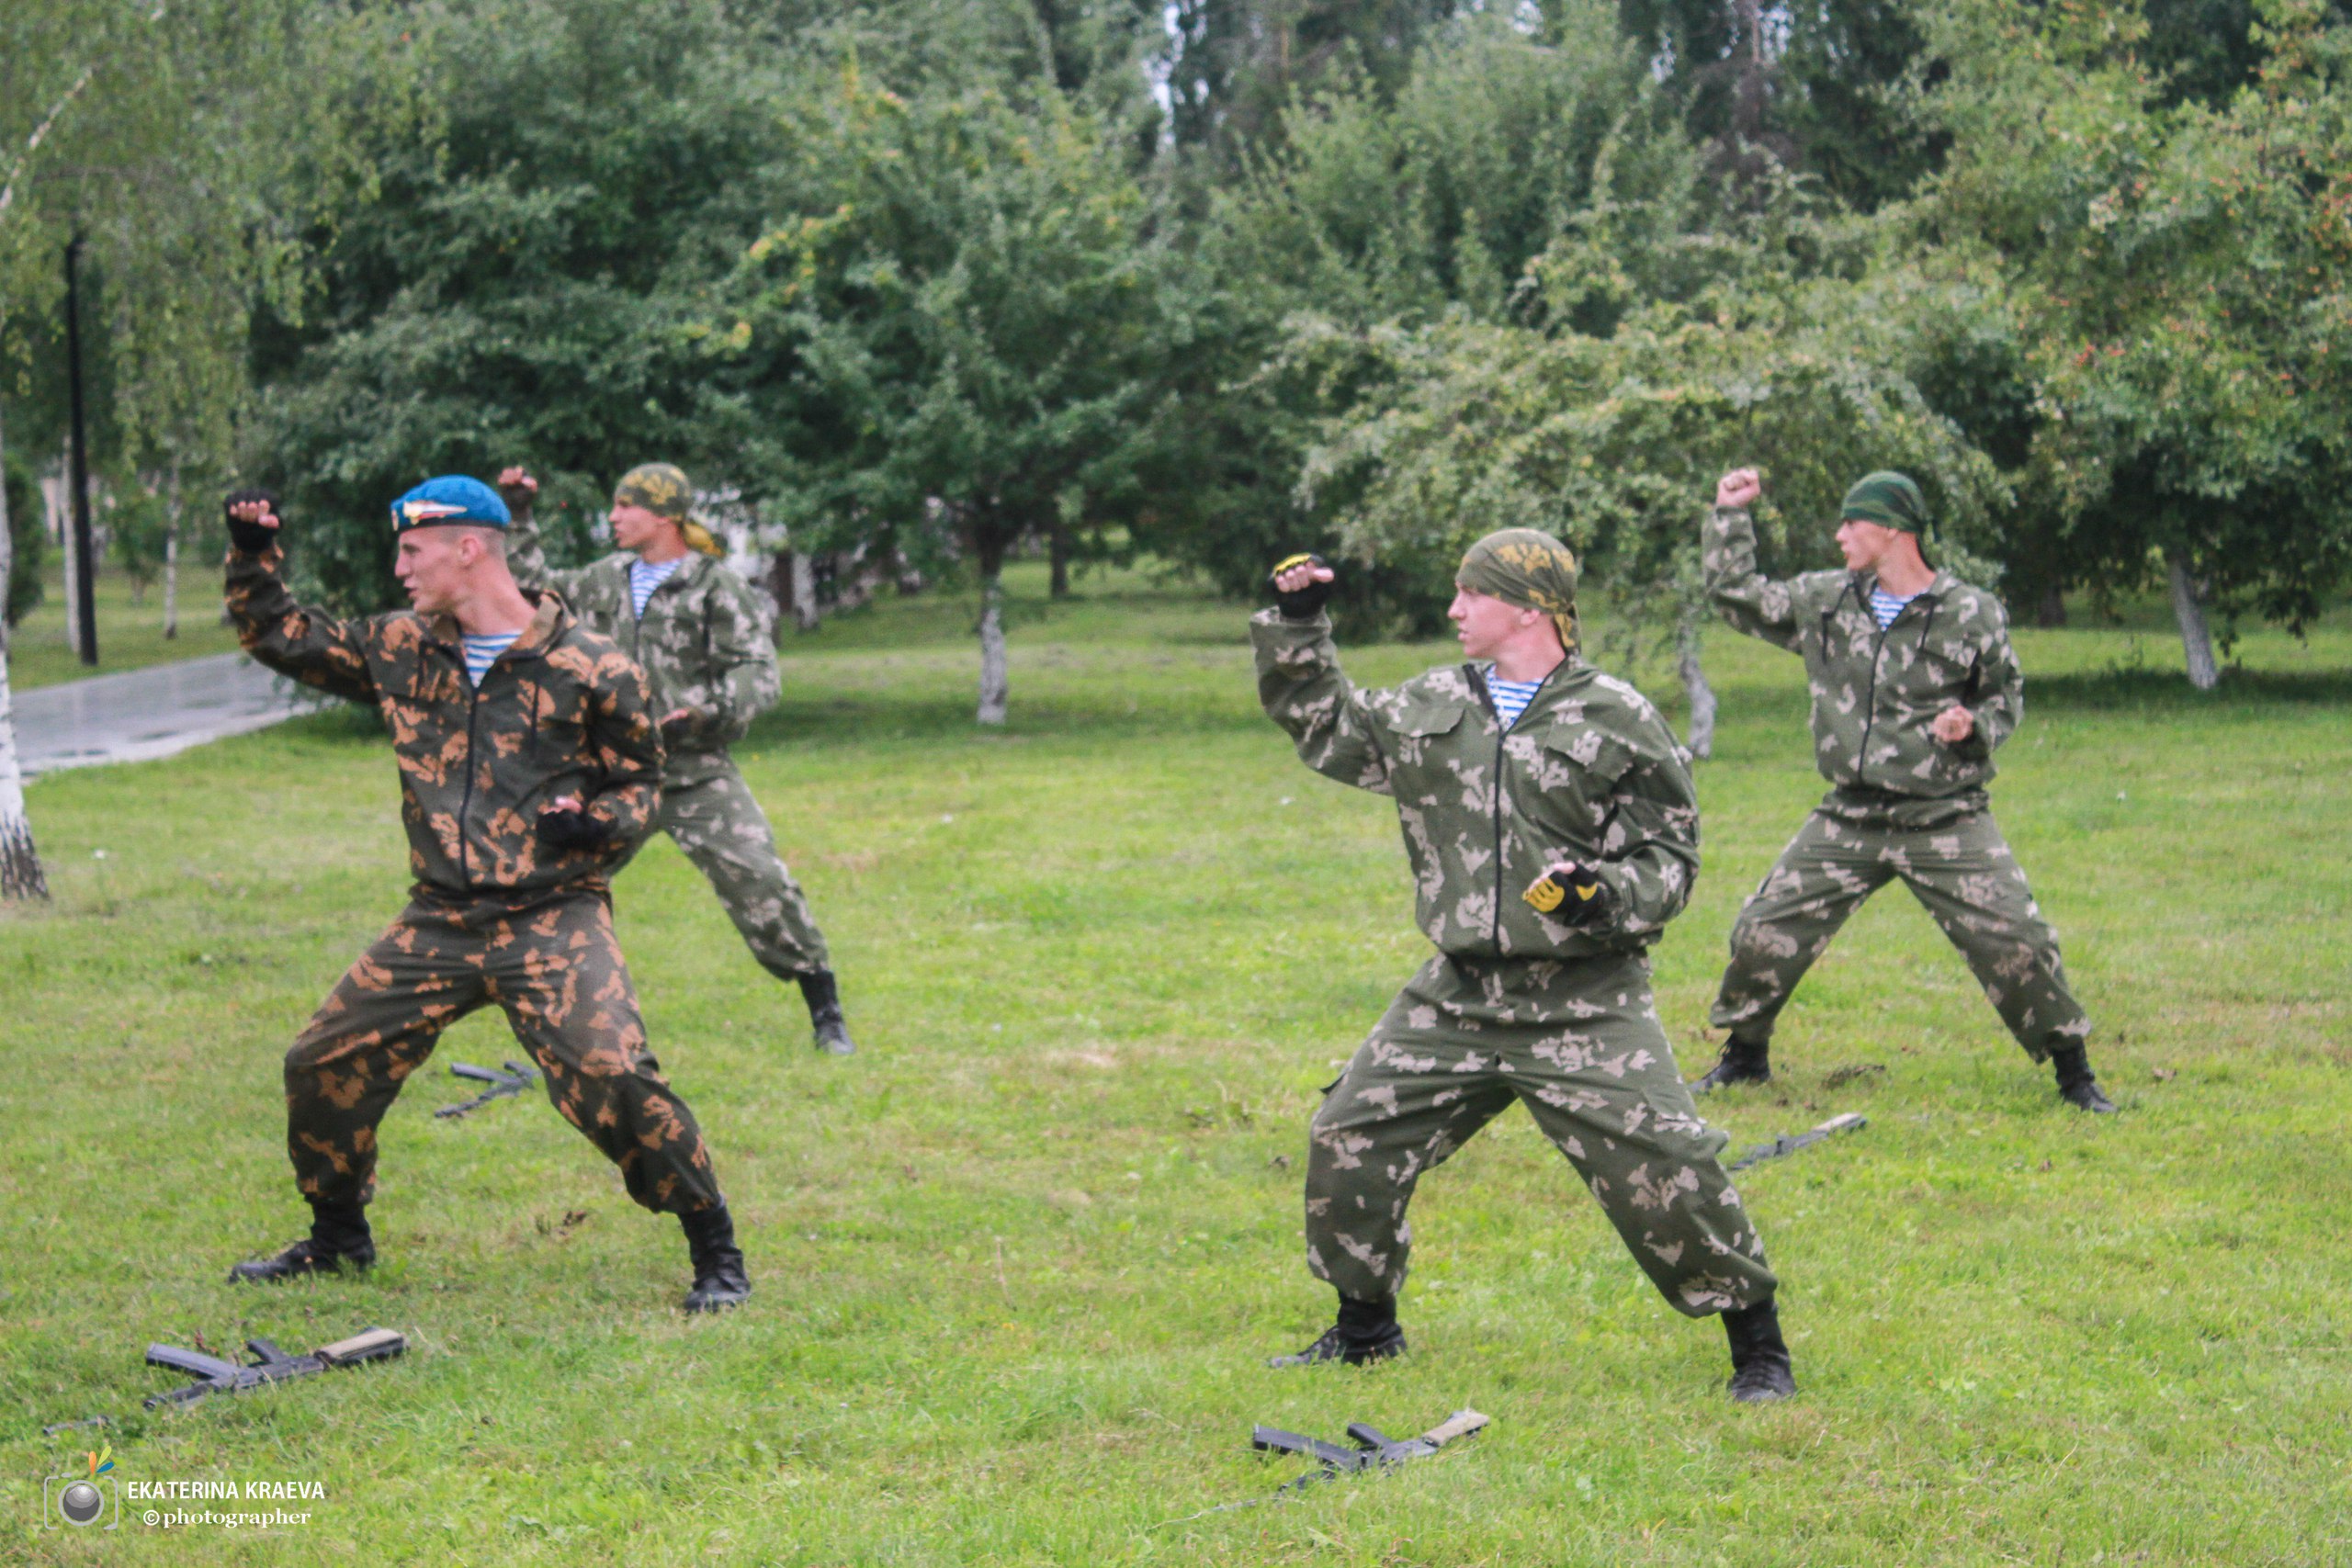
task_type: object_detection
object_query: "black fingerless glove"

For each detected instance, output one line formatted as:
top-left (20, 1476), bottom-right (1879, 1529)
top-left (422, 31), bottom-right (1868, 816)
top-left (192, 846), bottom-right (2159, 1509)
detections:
top-left (536, 807), bottom-right (614, 852)
top-left (223, 488), bottom-right (282, 555)
top-left (1270, 552), bottom-right (1333, 620)
top-left (1523, 863), bottom-right (1613, 929)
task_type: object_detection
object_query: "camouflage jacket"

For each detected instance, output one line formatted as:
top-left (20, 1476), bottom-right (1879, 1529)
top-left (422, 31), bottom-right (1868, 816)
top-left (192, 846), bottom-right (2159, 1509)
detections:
top-left (225, 545), bottom-right (664, 898)
top-left (505, 509), bottom-right (777, 781)
top-left (1704, 505), bottom-right (2023, 800)
top-left (1252, 609), bottom-right (1701, 962)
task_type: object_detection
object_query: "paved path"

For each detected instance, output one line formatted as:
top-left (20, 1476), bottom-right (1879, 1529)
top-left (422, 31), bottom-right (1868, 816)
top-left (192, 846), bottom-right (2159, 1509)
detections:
top-left (15, 653), bottom-right (315, 777)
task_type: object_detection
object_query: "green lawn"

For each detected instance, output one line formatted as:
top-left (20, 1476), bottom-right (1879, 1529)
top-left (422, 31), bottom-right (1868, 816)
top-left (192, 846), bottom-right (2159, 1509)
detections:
top-left (10, 558), bottom-right (244, 691)
top-left (3, 561), bottom-right (2347, 1565)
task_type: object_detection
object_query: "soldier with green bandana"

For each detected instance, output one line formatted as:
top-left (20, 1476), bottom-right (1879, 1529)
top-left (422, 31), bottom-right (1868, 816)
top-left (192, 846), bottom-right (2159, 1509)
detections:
top-left (498, 463), bottom-right (854, 1055)
top-left (1693, 467), bottom-right (2112, 1112)
top-left (1253, 531), bottom-right (1794, 1404)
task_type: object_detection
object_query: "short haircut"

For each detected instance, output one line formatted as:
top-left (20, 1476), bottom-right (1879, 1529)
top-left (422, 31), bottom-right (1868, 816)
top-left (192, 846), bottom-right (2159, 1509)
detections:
top-left (449, 525), bottom-right (508, 561)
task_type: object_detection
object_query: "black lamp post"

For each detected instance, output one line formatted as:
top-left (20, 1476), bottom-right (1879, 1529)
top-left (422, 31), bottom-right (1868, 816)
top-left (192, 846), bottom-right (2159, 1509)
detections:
top-left (64, 235), bottom-right (97, 667)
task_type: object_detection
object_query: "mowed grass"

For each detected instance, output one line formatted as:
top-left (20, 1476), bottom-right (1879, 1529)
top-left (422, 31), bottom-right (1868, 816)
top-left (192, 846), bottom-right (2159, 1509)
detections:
top-left (2, 559), bottom-right (2348, 1566)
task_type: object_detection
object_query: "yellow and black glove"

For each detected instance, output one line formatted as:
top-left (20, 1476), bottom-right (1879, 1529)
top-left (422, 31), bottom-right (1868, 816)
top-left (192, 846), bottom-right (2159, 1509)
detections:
top-left (1523, 863), bottom-right (1612, 929)
top-left (1269, 552), bottom-right (1333, 620)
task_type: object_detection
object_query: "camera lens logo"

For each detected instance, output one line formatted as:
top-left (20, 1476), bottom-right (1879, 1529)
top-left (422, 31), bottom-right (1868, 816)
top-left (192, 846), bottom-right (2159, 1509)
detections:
top-left (41, 1443), bottom-right (119, 1530)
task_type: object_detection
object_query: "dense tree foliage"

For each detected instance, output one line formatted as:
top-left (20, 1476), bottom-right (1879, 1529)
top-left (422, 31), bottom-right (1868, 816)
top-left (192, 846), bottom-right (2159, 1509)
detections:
top-left (7, 0), bottom-right (2350, 712)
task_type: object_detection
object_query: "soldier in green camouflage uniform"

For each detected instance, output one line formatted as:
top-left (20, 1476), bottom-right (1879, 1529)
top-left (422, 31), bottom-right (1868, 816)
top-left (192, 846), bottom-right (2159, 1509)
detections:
top-left (218, 476), bottom-right (751, 1312)
top-left (1254, 535), bottom-right (1794, 1403)
top-left (1696, 468), bottom-right (2112, 1112)
top-left (498, 463), bottom-right (853, 1055)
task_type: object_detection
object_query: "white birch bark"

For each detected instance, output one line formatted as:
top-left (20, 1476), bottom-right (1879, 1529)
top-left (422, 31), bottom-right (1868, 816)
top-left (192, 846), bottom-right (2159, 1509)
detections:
top-left (2166, 552), bottom-right (2220, 691)
top-left (162, 464), bottom-right (180, 638)
top-left (0, 406), bottom-right (52, 898)
top-left (790, 549), bottom-right (820, 631)
top-left (976, 569), bottom-right (1010, 726)
top-left (1678, 614), bottom-right (1716, 760)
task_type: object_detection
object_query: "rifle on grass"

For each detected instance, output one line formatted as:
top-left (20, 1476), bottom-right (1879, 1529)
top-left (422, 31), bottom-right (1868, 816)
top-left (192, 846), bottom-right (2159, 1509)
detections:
top-left (1726, 1111), bottom-right (1867, 1172)
top-left (1251, 1408), bottom-right (1490, 1495)
top-left (143, 1328), bottom-right (407, 1408)
top-left (435, 1060), bottom-right (539, 1120)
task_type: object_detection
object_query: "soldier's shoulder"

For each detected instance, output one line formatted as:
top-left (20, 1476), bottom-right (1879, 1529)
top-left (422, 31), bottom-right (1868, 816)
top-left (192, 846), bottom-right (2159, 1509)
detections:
top-left (1396, 664), bottom-right (1481, 709)
top-left (1788, 569), bottom-right (1852, 611)
top-left (1936, 577), bottom-right (2011, 633)
top-left (1563, 667), bottom-right (1680, 750)
top-left (363, 610), bottom-right (438, 658)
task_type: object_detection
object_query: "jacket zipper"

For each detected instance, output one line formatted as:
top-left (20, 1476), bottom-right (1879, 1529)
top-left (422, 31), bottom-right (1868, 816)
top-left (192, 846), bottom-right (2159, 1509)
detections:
top-left (1849, 584), bottom-right (1940, 784)
top-left (455, 665), bottom-right (485, 887)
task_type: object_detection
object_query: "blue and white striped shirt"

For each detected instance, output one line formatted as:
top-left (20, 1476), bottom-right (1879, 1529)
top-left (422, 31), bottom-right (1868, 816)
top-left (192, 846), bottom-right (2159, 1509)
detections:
top-left (460, 631), bottom-right (521, 687)
top-left (1487, 675), bottom-right (1545, 729)
top-left (1868, 586), bottom-right (1918, 630)
top-left (629, 557), bottom-right (685, 618)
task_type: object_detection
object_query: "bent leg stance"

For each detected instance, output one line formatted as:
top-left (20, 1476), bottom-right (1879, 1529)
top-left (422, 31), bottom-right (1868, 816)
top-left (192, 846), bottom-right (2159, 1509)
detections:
top-left (1307, 955), bottom-right (1776, 1315)
top-left (660, 761), bottom-right (831, 979)
top-left (285, 892), bottom-right (720, 1214)
top-left (1710, 808), bottom-right (1894, 1043)
top-left (1893, 807), bottom-right (2090, 1060)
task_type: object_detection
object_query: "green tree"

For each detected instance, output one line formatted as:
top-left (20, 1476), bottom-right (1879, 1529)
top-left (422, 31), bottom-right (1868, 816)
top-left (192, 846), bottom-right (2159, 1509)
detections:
top-left (247, 0), bottom-right (787, 609)
top-left (1914, 0), bottom-right (2352, 685)
top-left (702, 70), bottom-right (1177, 725)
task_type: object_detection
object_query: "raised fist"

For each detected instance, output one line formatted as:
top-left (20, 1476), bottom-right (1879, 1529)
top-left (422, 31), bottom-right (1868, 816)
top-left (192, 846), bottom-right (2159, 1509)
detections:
top-left (1270, 552), bottom-right (1336, 620)
top-left (223, 488), bottom-right (282, 554)
top-left (495, 466), bottom-right (539, 515)
top-left (1714, 468), bottom-right (1761, 510)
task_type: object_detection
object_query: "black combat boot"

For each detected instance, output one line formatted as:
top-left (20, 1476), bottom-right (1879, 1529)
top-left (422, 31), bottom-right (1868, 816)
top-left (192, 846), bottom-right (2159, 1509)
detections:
top-left (1268, 1294), bottom-right (1407, 1368)
top-left (228, 1199), bottom-right (375, 1283)
top-left (1723, 1297), bottom-right (1796, 1404)
top-left (680, 1203), bottom-right (752, 1314)
top-left (797, 970), bottom-right (856, 1056)
top-left (1692, 1033), bottom-right (1771, 1091)
top-left (2050, 1043), bottom-right (2117, 1113)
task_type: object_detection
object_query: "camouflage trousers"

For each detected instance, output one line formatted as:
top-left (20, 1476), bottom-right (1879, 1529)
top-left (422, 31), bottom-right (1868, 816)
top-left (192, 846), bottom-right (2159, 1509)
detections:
top-left (1306, 953), bottom-right (1778, 1316)
top-left (285, 887), bottom-right (723, 1215)
top-left (1710, 791), bottom-right (2091, 1061)
top-left (621, 755), bottom-right (831, 980)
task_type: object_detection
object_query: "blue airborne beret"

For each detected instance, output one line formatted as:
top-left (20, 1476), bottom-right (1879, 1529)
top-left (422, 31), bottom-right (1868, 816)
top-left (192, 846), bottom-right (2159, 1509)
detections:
top-left (389, 475), bottom-right (511, 533)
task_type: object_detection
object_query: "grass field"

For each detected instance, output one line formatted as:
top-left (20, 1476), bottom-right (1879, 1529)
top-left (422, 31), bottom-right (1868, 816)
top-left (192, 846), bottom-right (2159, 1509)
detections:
top-left (3, 560), bottom-right (2348, 1565)
top-left (10, 559), bottom-right (244, 692)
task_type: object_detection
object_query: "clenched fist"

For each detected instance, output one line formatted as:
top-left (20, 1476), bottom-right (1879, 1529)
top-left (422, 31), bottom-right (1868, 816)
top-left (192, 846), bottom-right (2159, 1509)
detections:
top-left (1715, 468), bottom-right (1761, 510)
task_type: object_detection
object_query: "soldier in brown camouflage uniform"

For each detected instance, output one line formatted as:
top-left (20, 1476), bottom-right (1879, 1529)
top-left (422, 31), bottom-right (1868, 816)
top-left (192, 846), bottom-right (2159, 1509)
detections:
top-left (1254, 535), bottom-right (1794, 1404)
top-left (1695, 468), bottom-right (2113, 1112)
top-left (496, 464), bottom-right (853, 1055)
top-left (218, 475), bottom-right (752, 1311)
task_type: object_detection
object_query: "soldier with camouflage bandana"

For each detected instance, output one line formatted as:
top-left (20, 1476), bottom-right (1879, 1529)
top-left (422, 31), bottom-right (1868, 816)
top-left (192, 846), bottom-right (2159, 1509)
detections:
top-left (1253, 532), bottom-right (1794, 1404)
top-left (218, 476), bottom-right (751, 1312)
top-left (1694, 467), bottom-right (2112, 1112)
top-left (498, 463), bottom-right (854, 1055)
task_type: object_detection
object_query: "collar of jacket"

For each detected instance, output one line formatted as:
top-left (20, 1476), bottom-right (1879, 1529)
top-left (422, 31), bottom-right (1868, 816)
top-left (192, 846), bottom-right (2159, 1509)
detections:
top-left (1848, 569), bottom-right (1962, 606)
top-left (422, 589), bottom-right (570, 660)
top-left (630, 549), bottom-right (712, 595)
top-left (1467, 654), bottom-right (1590, 720)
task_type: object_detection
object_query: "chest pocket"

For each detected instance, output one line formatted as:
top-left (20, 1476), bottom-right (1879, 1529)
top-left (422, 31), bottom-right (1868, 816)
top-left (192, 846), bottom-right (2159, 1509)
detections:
top-left (1530, 723), bottom-right (1634, 839)
top-left (524, 669), bottom-right (593, 765)
top-left (1385, 701), bottom-right (1468, 772)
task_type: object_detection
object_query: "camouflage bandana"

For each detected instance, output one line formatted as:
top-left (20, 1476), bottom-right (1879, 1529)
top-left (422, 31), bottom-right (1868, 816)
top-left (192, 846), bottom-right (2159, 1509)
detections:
top-left (1840, 471), bottom-right (1928, 534)
top-left (614, 463), bottom-right (722, 557)
top-left (1456, 527), bottom-right (1581, 651)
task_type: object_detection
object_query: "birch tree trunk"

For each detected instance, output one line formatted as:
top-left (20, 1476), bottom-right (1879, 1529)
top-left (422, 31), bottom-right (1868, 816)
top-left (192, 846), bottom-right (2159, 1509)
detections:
top-left (1677, 614), bottom-right (1716, 760)
top-left (2165, 552), bottom-right (2220, 690)
top-left (162, 463), bottom-right (181, 638)
top-left (44, 457), bottom-right (80, 653)
top-left (976, 567), bottom-right (1010, 726)
top-left (790, 550), bottom-right (820, 631)
top-left (0, 407), bottom-right (52, 899)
